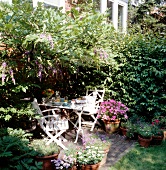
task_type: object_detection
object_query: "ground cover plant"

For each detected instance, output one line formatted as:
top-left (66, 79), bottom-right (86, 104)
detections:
top-left (109, 141), bottom-right (166, 170)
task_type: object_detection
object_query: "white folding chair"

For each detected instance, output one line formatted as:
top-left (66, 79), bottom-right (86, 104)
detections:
top-left (32, 99), bottom-right (69, 150)
top-left (80, 89), bottom-right (105, 131)
top-left (86, 88), bottom-right (105, 104)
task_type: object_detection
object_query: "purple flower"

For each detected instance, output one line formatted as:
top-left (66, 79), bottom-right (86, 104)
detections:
top-left (38, 70), bottom-right (42, 81)
top-left (2, 73), bottom-right (6, 84)
top-left (24, 51), bottom-right (30, 55)
top-left (2, 62), bottom-right (7, 68)
top-left (40, 33), bottom-right (46, 38)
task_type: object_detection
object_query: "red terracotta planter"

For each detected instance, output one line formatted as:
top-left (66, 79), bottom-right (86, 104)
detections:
top-left (103, 120), bottom-right (120, 134)
top-left (35, 153), bottom-right (59, 170)
top-left (99, 146), bottom-right (110, 166)
top-left (138, 135), bottom-right (152, 148)
top-left (80, 162), bottom-right (101, 170)
top-left (120, 127), bottom-right (127, 136)
top-left (151, 135), bottom-right (164, 145)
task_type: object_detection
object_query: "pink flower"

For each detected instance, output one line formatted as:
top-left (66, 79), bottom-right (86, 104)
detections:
top-left (98, 99), bottom-right (129, 121)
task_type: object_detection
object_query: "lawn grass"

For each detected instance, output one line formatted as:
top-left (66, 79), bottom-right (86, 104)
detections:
top-left (109, 141), bottom-right (166, 170)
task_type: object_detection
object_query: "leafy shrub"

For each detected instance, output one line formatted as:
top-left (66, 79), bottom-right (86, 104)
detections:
top-left (0, 128), bottom-right (42, 169)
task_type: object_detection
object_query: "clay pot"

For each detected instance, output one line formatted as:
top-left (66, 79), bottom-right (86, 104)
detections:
top-left (103, 120), bottom-right (120, 134)
top-left (99, 146), bottom-right (110, 166)
top-left (120, 127), bottom-right (127, 136)
top-left (151, 135), bottom-right (164, 145)
top-left (80, 162), bottom-right (101, 170)
top-left (138, 135), bottom-right (152, 148)
top-left (35, 153), bottom-right (59, 170)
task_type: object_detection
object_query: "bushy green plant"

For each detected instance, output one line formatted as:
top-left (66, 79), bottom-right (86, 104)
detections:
top-left (151, 119), bottom-right (164, 137)
top-left (137, 123), bottom-right (153, 138)
top-left (76, 146), bottom-right (104, 165)
top-left (30, 139), bottom-right (60, 157)
top-left (121, 121), bottom-right (138, 139)
top-left (0, 128), bottom-right (42, 169)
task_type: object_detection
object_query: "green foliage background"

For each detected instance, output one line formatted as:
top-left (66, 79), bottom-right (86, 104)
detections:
top-left (0, 0), bottom-right (165, 127)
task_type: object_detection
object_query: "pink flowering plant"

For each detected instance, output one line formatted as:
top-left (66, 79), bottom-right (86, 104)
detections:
top-left (151, 119), bottom-right (164, 136)
top-left (97, 99), bottom-right (129, 121)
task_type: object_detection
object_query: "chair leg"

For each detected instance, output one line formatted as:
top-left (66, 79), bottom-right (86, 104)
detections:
top-left (74, 128), bottom-right (84, 143)
top-left (45, 130), bottom-right (68, 150)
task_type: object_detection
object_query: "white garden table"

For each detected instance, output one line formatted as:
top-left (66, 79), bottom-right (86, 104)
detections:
top-left (43, 101), bottom-right (85, 143)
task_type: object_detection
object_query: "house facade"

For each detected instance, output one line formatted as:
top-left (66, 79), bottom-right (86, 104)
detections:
top-left (0, 0), bottom-right (129, 31)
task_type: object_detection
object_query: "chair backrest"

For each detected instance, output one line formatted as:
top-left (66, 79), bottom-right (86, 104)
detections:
top-left (31, 99), bottom-right (69, 131)
top-left (40, 115), bottom-right (69, 131)
top-left (86, 89), bottom-right (105, 104)
top-left (32, 99), bottom-right (43, 116)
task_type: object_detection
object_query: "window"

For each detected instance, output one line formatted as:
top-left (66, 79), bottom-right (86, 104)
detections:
top-left (33, 0), bottom-right (65, 11)
top-left (0, 0), bottom-right (12, 4)
top-left (107, 0), bottom-right (113, 21)
top-left (118, 5), bottom-right (123, 30)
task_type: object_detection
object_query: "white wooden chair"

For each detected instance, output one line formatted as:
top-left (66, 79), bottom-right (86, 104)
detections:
top-left (86, 89), bottom-right (105, 104)
top-left (80, 89), bottom-right (105, 131)
top-left (32, 99), bottom-right (69, 150)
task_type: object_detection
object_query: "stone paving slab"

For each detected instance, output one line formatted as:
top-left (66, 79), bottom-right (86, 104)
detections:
top-left (99, 133), bottom-right (136, 170)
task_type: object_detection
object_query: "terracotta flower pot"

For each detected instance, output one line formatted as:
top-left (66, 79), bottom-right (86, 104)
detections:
top-left (151, 135), bottom-right (164, 145)
top-left (120, 127), bottom-right (127, 136)
top-left (80, 162), bottom-right (101, 170)
top-left (138, 135), bottom-right (152, 148)
top-left (35, 153), bottom-right (59, 170)
top-left (103, 120), bottom-right (120, 134)
top-left (99, 146), bottom-right (110, 166)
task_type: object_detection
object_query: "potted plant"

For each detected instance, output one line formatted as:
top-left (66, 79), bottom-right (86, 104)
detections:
top-left (76, 146), bottom-right (104, 170)
top-left (51, 155), bottom-right (76, 170)
top-left (51, 142), bottom-right (77, 170)
top-left (30, 139), bottom-right (61, 170)
top-left (137, 123), bottom-right (153, 147)
top-left (82, 133), bottom-right (111, 166)
top-left (97, 99), bottom-right (129, 133)
top-left (120, 121), bottom-right (128, 136)
top-left (42, 88), bottom-right (55, 102)
top-left (120, 120), bottom-right (138, 139)
top-left (151, 119), bottom-right (164, 145)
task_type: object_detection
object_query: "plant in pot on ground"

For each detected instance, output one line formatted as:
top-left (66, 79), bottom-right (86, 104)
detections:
top-left (82, 133), bottom-right (111, 167)
top-left (151, 119), bottom-right (164, 145)
top-left (97, 99), bottom-right (129, 133)
top-left (120, 120), bottom-right (138, 139)
top-left (76, 145), bottom-right (104, 170)
top-left (30, 139), bottom-right (61, 170)
top-left (51, 142), bottom-right (78, 170)
top-left (137, 123), bottom-right (153, 147)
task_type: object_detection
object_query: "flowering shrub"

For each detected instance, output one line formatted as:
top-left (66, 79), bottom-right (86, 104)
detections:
top-left (152, 119), bottom-right (164, 136)
top-left (42, 89), bottom-right (54, 97)
top-left (76, 146), bottom-right (104, 165)
top-left (1, 62), bottom-right (15, 85)
top-left (152, 116), bottom-right (166, 129)
top-left (97, 99), bottom-right (129, 121)
top-left (51, 155), bottom-right (75, 170)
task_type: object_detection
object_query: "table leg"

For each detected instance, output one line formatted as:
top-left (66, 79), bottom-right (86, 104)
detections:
top-left (74, 110), bottom-right (84, 143)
